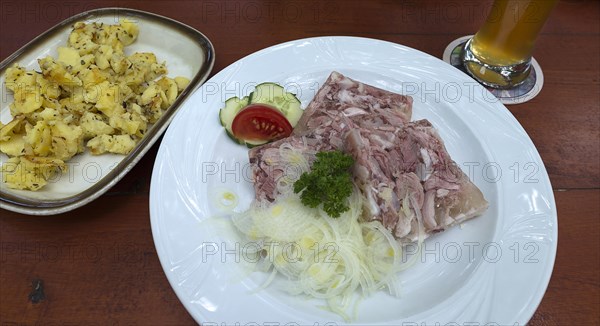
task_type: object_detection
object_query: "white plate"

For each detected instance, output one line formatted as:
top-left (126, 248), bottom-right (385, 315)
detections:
top-left (0, 8), bottom-right (214, 215)
top-left (150, 37), bottom-right (557, 325)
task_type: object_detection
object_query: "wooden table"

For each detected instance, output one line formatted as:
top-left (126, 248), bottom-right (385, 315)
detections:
top-left (1, 1), bottom-right (598, 324)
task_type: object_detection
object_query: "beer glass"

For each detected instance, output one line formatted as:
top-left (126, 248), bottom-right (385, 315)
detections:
top-left (461, 0), bottom-right (558, 88)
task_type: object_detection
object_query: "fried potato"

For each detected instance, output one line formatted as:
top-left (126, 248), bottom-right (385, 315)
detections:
top-left (0, 116), bottom-right (25, 141)
top-left (39, 56), bottom-right (82, 87)
top-left (87, 134), bottom-right (135, 155)
top-left (1, 20), bottom-right (190, 191)
top-left (80, 111), bottom-right (114, 139)
top-left (23, 120), bottom-right (52, 157)
top-left (1, 156), bottom-right (66, 191)
top-left (0, 135), bottom-right (26, 157)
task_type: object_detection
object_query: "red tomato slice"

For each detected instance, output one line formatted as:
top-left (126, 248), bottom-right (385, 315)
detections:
top-left (231, 104), bottom-right (293, 142)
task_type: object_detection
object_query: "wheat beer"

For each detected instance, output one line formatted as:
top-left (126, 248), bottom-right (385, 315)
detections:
top-left (462, 0), bottom-right (557, 88)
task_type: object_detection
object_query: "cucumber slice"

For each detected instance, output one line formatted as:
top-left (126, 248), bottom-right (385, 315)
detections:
top-left (224, 128), bottom-right (244, 145)
top-left (249, 82), bottom-right (303, 126)
top-left (244, 138), bottom-right (269, 148)
top-left (220, 96), bottom-right (270, 147)
top-left (219, 96), bottom-right (249, 135)
top-left (223, 127), bottom-right (267, 147)
top-left (220, 82), bottom-right (304, 147)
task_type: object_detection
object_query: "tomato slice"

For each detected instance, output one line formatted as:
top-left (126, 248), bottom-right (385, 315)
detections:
top-left (231, 104), bottom-right (293, 142)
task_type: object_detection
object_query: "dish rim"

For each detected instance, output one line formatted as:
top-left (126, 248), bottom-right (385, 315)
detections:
top-left (0, 7), bottom-right (215, 215)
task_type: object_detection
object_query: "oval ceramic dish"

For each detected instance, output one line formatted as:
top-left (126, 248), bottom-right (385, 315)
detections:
top-left (0, 7), bottom-right (215, 215)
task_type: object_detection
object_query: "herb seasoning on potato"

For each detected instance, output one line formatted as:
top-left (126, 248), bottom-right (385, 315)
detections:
top-left (0, 20), bottom-right (190, 191)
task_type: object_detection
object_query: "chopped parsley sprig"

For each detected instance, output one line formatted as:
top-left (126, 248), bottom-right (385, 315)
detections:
top-left (293, 151), bottom-right (354, 218)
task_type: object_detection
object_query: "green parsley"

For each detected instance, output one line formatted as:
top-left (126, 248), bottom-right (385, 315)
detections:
top-left (293, 150), bottom-right (354, 218)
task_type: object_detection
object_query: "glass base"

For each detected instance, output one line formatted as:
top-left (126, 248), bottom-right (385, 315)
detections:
top-left (442, 35), bottom-right (545, 105)
top-left (461, 38), bottom-right (531, 89)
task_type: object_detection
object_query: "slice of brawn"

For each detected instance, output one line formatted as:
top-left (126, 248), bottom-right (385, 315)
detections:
top-left (293, 71), bottom-right (413, 134)
top-left (345, 119), bottom-right (488, 242)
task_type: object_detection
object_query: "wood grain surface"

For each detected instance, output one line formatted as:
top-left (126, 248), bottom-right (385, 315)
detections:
top-left (1, 0), bottom-right (599, 325)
